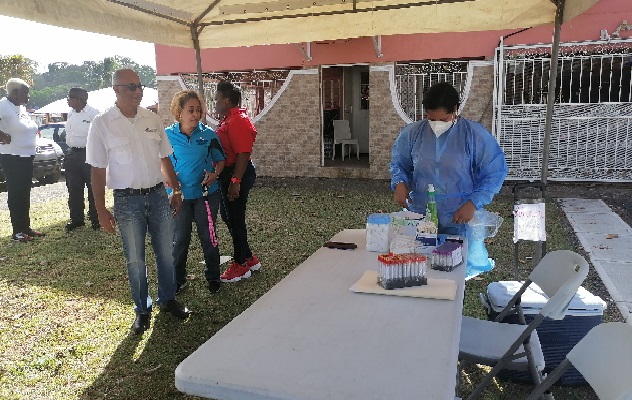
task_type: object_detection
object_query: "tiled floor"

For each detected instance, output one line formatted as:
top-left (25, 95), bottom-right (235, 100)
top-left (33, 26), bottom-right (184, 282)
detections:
top-left (560, 198), bottom-right (632, 325)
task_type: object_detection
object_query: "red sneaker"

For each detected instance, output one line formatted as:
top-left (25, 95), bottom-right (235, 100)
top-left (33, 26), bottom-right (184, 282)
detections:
top-left (11, 233), bottom-right (33, 242)
top-left (25, 229), bottom-right (45, 237)
top-left (220, 262), bottom-right (252, 282)
top-left (246, 254), bottom-right (261, 271)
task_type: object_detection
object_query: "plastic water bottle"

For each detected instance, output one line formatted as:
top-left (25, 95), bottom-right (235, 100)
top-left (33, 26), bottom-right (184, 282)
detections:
top-left (426, 184), bottom-right (439, 226)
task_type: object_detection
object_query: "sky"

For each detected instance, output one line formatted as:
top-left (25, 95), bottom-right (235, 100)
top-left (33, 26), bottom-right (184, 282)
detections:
top-left (0, 15), bottom-right (157, 73)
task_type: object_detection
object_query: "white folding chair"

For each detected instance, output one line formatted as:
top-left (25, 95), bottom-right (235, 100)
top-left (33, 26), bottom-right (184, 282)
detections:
top-left (526, 322), bottom-right (632, 400)
top-left (332, 120), bottom-right (359, 161)
top-left (458, 250), bottom-right (589, 400)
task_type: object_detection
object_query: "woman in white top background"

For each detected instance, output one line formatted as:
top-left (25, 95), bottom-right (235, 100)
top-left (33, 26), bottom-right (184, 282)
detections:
top-left (0, 78), bottom-right (45, 242)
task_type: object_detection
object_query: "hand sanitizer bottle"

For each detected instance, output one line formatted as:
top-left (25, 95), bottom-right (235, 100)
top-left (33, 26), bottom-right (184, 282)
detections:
top-left (426, 184), bottom-right (439, 226)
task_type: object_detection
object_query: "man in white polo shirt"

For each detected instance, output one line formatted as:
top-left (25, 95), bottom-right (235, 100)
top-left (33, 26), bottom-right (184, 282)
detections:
top-left (64, 87), bottom-right (100, 232)
top-left (86, 68), bottom-right (189, 335)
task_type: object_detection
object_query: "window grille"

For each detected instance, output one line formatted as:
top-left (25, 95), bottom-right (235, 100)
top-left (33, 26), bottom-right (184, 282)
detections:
top-left (180, 70), bottom-right (293, 121)
top-left (395, 61), bottom-right (469, 121)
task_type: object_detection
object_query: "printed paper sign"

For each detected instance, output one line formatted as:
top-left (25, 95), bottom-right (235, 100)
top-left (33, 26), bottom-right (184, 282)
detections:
top-left (513, 203), bottom-right (546, 242)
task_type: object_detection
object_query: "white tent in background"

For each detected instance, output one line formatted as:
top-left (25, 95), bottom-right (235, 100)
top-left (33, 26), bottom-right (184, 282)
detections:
top-left (34, 87), bottom-right (159, 114)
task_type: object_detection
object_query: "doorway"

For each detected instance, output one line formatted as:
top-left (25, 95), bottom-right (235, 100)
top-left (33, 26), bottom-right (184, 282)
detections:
top-left (322, 65), bottom-right (370, 167)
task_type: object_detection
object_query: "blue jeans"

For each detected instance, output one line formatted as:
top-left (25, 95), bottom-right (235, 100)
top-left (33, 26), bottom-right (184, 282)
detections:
top-left (173, 191), bottom-right (221, 285)
top-left (114, 187), bottom-right (176, 314)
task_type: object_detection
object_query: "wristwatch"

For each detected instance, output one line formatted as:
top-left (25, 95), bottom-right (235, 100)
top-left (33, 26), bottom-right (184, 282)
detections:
top-left (230, 177), bottom-right (241, 184)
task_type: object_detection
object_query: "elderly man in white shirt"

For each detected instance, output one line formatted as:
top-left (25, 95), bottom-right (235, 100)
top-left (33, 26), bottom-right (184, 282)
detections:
top-left (0, 78), bottom-right (45, 242)
top-left (86, 68), bottom-right (189, 335)
top-left (64, 87), bottom-right (100, 232)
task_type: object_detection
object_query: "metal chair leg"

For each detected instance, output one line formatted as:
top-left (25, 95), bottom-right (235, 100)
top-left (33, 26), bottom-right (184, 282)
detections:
top-left (466, 360), bottom-right (507, 400)
top-left (455, 361), bottom-right (463, 398)
top-left (526, 360), bottom-right (571, 400)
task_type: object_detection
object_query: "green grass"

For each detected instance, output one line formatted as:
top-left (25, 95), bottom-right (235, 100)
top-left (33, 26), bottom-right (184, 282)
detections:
top-left (0, 183), bottom-right (609, 399)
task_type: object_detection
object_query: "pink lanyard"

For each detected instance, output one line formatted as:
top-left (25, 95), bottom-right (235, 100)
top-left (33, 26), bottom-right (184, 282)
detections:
top-left (205, 199), bottom-right (218, 248)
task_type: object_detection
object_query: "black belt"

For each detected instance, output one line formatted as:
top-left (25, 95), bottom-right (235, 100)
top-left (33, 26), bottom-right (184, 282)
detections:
top-left (114, 182), bottom-right (164, 196)
top-left (70, 147), bottom-right (86, 151)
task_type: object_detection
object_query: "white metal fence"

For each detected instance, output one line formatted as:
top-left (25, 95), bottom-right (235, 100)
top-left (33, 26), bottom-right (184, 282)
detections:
top-left (494, 39), bottom-right (632, 181)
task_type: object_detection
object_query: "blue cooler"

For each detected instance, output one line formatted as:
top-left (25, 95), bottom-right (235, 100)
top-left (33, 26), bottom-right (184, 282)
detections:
top-left (481, 281), bottom-right (606, 386)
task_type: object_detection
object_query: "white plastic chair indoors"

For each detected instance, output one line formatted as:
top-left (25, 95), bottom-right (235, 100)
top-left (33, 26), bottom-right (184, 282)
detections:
top-left (332, 120), bottom-right (359, 161)
top-left (526, 322), bottom-right (632, 400)
top-left (458, 250), bottom-right (589, 400)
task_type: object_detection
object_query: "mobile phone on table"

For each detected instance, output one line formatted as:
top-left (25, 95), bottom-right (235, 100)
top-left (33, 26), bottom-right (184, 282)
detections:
top-left (323, 241), bottom-right (357, 250)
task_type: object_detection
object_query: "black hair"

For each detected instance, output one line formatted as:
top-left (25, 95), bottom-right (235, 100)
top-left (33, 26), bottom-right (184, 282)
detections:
top-left (69, 87), bottom-right (88, 100)
top-left (421, 82), bottom-right (460, 113)
top-left (216, 81), bottom-right (241, 106)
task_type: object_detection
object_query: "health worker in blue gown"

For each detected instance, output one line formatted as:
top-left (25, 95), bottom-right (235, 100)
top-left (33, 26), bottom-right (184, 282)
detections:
top-left (389, 82), bottom-right (508, 270)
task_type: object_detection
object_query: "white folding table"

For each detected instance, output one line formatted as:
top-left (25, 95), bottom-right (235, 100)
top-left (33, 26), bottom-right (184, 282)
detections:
top-left (176, 229), bottom-right (467, 400)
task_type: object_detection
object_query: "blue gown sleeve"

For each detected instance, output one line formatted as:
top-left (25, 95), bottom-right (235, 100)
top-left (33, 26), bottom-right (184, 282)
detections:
top-left (466, 121), bottom-right (508, 209)
top-left (389, 123), bottom-right (415, 191)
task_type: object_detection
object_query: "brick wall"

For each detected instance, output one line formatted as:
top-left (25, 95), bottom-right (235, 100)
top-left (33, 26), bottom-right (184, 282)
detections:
top-left (460, 63), bottom-right (495, 132)
top-left (157, 65), bottom-right (494, 180)
top-left (252, 70), bottom-right (383, 180)
top-left (369, 66), bottom-right (409, 180)
top-left (252, 71), bottom-right (322, 177)
top-left (156, 77), bottom-right (187, 128)
top-left (157, 73), bottom-right (331, 179)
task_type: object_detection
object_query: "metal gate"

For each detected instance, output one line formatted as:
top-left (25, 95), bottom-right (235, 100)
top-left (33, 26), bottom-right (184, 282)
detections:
top-left (494, 39), bottom-right (632, 181)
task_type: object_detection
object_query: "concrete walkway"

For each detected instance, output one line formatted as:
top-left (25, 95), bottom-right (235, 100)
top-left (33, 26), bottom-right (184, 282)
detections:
top-left (559, 198), bottom-right (632, 325)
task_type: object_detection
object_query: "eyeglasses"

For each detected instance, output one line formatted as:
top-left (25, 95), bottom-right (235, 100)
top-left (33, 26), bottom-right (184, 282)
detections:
top-left (67, 96), bottom-right (78, 100)
top-left (114, 83), bottom-right (146, 92)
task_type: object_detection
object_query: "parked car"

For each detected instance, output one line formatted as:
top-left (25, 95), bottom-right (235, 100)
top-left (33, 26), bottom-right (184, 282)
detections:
top-left (0, 137), bottom-right (64, 185)
top-left (38, 122), bottom-right (69, 155)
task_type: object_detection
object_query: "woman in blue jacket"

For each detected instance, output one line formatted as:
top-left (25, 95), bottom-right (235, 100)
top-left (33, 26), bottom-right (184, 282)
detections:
top-left (390, 82), bottom-right (508, 269)
top-left (166, 90), bottom-right (225, 294)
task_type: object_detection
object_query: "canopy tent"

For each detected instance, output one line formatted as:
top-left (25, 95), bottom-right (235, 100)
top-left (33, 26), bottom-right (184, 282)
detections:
top-left (33, 87), bottom-right (159, 114)
top-left (0, 0), bottom-right (597, 49)
top-left (0, 0), bottom-right (601, 183)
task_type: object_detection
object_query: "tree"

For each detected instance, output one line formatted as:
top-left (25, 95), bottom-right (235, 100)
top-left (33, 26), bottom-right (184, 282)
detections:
top-left (0, 55), bottom-right (37, 97)
top-left (41, 62), bottom-right (89, 87)
top-left (90, 57), bottom-right (119, 90)
top-left (29, 85), bottom-right (72, 109)
top-left (27, 56), bottom-right (157, 107)
top-left (108, 56), bottom-right (156, 88)
top-left (37, 56), bottom-right (156, 92)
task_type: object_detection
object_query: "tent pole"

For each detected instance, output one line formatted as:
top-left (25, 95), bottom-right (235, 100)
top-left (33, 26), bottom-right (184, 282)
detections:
top-left (541, 0), bottom-right (565, 184)
top-left (191, 24), bottom-right (205, 95)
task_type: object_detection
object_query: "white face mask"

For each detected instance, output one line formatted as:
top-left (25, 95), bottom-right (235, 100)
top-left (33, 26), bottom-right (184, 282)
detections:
top-left (428, 119), bottom-right (454, 137)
